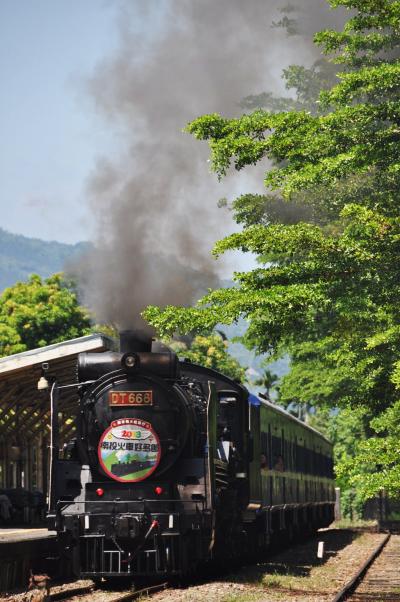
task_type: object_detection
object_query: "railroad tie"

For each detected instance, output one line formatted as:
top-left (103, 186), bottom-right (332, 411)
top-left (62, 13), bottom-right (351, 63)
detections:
top-left (347, 534), bottom-right (400, 601)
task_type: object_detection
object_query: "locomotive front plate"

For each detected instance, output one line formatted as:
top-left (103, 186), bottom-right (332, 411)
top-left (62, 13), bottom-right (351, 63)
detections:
top-left (108, 390), bottom-right (153, 406)
top-left (98, 418), bottom-right (161, 482)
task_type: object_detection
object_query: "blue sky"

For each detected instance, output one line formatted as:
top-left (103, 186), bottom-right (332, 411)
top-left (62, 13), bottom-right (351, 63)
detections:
top-left (0, 1), bottom-right (120, 243)
top-left (0, 0), bottom-right (324, 258)
top-left (0, 0), bottom-right (275, 276)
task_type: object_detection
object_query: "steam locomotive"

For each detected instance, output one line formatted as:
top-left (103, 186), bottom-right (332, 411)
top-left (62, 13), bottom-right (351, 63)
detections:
top-left (48, 331), bottom-right (335, 580)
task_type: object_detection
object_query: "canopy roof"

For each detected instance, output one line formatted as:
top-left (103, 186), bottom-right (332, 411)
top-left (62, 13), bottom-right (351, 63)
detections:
top-left (0, 334), bottom-right (114, 441)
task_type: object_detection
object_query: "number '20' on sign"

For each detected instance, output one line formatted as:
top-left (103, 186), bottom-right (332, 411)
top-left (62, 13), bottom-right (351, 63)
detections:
top-left (108, 391), bottom-right (153, 406)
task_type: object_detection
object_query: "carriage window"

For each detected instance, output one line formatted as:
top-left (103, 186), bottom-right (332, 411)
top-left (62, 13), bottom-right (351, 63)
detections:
top-left (218, 392), bottom-right (238, 406)
top-left (260, 453), bottom-right (268, 469)
top-left (217, 391), bottom-right (242, 458)
top-left (260, 432), bottom-right (269, 469)
top-left (272, 431), bottom-right (284, 471)
top-left (274, 455), bottom-right (285, 472)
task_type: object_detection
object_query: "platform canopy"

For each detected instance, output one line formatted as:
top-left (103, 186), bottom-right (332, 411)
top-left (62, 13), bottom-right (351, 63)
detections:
top-left (0, 334), bottom-right (114, 442)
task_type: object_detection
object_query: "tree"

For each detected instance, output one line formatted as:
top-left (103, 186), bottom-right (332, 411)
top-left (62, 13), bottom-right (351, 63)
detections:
top-left (337, 401), bottom-right (400, 501)
top-left (241, 57), bottom-right (338, 115)
top-left (144, 0), bottom-right (400, 499)
top-left (170, 334), bottom-right (246, 382)
top-left (0, 274), bottom-right (92, 356)
top-left (254, 366), bottom-right (279, 399)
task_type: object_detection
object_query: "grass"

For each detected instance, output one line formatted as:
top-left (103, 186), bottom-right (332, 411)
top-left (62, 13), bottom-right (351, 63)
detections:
top-left (220, 593), bottom-right (267, 602)
top-left (260, 563), bottom-right (337, 593)
top-left (332, 518), bottom-right (377, 530)
top-left (224, 557), bottom-right (338, 599)
top-left (224, 529), bottom-right (376, 601)
top-left (262, 574), bottom-right (284, 588)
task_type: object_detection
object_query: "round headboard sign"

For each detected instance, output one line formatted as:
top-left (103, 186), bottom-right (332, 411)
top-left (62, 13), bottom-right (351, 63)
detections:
top-left (98, 418), bottom-right (161, 482)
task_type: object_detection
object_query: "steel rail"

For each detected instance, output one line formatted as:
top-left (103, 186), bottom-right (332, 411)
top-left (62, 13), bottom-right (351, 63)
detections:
top-left (114, 582), bottom-right (168, 602)
top-left (50, 584), bottom-right (95, 601)
top-left (49, 580), bottom-right (168, 602)
top-left (331, 533), bottom-right (391, 602)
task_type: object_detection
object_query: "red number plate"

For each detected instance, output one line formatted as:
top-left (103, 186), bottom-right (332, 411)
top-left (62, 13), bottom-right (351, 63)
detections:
top-left (108, 391), bottom-right (153, 406)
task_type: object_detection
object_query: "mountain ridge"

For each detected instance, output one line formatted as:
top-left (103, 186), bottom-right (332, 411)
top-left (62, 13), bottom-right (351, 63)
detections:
top-left (0, 228), bottom-right (88, 290)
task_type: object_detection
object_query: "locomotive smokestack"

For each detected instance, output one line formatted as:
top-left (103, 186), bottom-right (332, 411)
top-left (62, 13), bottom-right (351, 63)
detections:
top-left (119, 330), bottom-right (152, 353)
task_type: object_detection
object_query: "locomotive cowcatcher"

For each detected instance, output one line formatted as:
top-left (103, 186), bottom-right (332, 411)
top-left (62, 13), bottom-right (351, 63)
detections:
top-left (48, 331), bottom-right (335, 580)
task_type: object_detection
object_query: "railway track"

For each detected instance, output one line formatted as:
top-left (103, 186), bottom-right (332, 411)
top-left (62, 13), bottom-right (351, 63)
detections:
top-left (53, 534), bottom-right (399, 602)
top-left (6, 529), bottom-right (398, 602)
top-left (49, 581), bottom-right (168, 602)
top-left (333, 533), bottom-right (400, 602)
top-left (49, 583), bottom-right (95, 601)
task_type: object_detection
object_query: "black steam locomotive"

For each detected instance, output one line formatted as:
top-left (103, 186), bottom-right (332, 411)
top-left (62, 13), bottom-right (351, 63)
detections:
top-left (48, 331), bottom-right (335, 580)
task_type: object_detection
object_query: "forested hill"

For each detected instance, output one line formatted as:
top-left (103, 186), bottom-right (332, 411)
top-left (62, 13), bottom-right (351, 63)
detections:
top-left (0, 228), bottom-right (88, 290)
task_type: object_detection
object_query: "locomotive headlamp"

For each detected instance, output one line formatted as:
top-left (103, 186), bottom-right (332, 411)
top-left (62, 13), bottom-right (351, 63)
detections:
top-left (125, 355), bottom-right (136, 367)
top-left (154, 486), bottom-right (164, 496)
top-left (96, 488), bottom-right (104, 497)
top-left (121, 352), bottom-right (140, 372)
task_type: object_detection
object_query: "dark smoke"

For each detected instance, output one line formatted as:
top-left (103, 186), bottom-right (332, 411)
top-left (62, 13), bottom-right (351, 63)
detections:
top-left (76, 0), bottom-right (344, 332)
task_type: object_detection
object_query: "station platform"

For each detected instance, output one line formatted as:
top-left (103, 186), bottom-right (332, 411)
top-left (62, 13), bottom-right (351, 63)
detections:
top-left (0, 528), bottom-right (58, 592)
top-left (0, 527), bottom-right (56, 543)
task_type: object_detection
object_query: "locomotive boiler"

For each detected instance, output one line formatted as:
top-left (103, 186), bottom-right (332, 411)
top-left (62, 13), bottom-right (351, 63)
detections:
top-left (48, 331), bottom-right (335, 580)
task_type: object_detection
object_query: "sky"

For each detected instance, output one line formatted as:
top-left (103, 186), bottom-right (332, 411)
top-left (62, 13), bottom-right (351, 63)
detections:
top-left (0, 0), bottom-right (121, 243)
top-left (0, 0), bottom-right (315, 248)
top-left (0, 0), bottom-right (338, 281)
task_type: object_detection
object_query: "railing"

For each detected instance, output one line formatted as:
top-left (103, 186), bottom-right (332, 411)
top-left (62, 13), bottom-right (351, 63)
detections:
top-left (78, 523), bottom-right (181, 576)
top-left (56, 497), bottom-right (207, 515)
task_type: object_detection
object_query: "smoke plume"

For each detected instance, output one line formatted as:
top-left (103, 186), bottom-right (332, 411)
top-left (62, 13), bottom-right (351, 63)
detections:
top-left (76, 0), bottom-right (344, 332)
